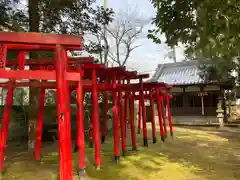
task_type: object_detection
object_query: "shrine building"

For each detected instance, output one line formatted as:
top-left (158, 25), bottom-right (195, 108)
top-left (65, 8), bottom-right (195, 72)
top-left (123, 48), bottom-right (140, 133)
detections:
top-left (150, 60), bottom-right (232, 117)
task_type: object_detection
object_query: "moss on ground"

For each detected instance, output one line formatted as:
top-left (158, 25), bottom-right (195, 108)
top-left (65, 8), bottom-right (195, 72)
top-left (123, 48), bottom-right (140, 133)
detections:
top-left (3, 127), bottom-right (240, 180)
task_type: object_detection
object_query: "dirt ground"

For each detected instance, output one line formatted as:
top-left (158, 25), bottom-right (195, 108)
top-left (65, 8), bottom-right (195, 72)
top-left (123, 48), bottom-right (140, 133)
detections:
top-left (3, 126), bottom-right (240, 180)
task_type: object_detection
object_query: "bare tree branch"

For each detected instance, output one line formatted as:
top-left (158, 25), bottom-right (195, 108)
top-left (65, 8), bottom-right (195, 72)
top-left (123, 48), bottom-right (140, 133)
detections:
top-left (94, 34), bottom-right (103, 63)
top-left (87, 5), bottom-right (150, 67)
top-left (108, 51), bottom-right (121, 66)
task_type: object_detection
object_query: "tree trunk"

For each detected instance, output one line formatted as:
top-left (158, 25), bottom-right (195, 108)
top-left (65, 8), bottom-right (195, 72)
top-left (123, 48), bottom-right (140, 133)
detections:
top-left (28, 0), bottom-right (40, 151)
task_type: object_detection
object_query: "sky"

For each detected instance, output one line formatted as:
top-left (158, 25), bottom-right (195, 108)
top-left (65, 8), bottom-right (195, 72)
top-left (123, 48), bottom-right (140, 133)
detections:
top-left (95, 0), bottom-right (185, 76)
top-left (19, 0), bottom-right (185, 76)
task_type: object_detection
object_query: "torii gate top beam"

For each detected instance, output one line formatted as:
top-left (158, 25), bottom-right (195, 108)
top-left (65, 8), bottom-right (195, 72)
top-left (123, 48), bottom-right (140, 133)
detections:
top-left (5, 54), bottom-right (150, 81)
top-left (0, 81), bottom-right (170, 92)
top-left (0, 32), bottom-right (83, 47)
top-left (6, 57), bottom-right (94, 67)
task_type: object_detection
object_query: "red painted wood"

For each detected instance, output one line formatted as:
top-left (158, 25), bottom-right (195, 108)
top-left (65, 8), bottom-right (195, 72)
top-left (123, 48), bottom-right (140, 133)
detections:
top-left (123, 80), bottom-right (129, 138)
top-left (0, 81), bottom-right (170, 96)
top-left (34, 88), bottom-right (45, 160)
top-left (149, 91), bottom-right (157, 143)
top-left (156, 89), bottom-right (165, 141)
top-left (7, 57), bottom-right (94, 66)
top-left (83, 67), bottom-right (128, 79)
top-left (83, 82), bottom-right (167, 92)
top-left (0, 31), bottom-right (175, 179)
top-left (6, 43), bottom-right (82, 51)
top-left (140, 78), bottom-right (148, 146)
top-left (91, 69), bottom-right (101, 168)
top-left (88, 94), bottom-right (93, 148)
top-left (137, 101), bottom-right (142, 134)
top-left (0, 69), bottom-right (82, 81)
top-left (0, 32), bottom-right (83, 46)
top-left (63, 50), bottom-right (73, 179)
top-left (82, 64), bottom-right (105, 69)
top-left (5, 61), bottom-right (148, 81)
top-left (55, 46), bottom-right (72, 180)
top-left (0, 85), bottom-right (14, 174)
top-left (101, 91), bottom-right (109, 143)
top-left (0, 44), bottom-right (7, 68)
top-left (120, 97), bottom-right (127, 155)
top-left (89, 115), bottom-right (93, 148)
top-left (117, 79), bottom-right (126, 155)
top-left (160, 96), bottom-right (167, 137)
top-left (112, 76), bottom-right (121, 161)
top-left (165, 87), bottom-right (174, 136)
top-left (129, 92), bottom-right (137, 150)
top-left (126, 94), bottom-right (173, 100)
top-left (17, 51), bottom-right (26, 70)
top-left (0, 50), bottom-right (15, 174)
top-left (76, 79), bottom-right (86, 170)
top-left (126, 73), bottom-right (149, 80)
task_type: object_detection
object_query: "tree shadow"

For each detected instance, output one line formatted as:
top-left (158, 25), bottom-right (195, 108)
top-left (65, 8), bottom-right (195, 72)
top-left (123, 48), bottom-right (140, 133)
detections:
top-left (176, 126), bottom-right (240, 141)
top-left (2, 127), bottom-right (240, 180)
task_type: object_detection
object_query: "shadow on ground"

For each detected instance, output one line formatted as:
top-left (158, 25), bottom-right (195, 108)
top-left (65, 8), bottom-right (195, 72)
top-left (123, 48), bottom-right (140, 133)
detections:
top-left (3, 127), bottom-right (240, 180)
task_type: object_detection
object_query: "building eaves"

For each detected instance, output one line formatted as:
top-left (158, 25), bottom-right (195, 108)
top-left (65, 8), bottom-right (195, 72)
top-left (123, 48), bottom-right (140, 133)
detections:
top-left (150, 60), bottom-right (205, 85)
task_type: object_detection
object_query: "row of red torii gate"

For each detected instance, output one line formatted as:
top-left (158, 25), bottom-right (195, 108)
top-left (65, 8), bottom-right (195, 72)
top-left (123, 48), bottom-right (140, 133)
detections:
top-left (0, 32), bottom-right (174, 180)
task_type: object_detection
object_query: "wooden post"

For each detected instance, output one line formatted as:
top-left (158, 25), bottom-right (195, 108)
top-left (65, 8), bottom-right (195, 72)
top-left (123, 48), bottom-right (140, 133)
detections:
top-left (63, 48), bottom-right (73, 179)
top-left (149, 90), bottom-right (157, 143)
top-left (165, 87), bottom-right (173, 136)
top-left (156, 88), bottom-right (165, 141)
top-left (160, 92), bottom-right (167, 138)
top-left (129, 92), bottom-right (137, 150)
top-left (74, 89), bottom-right (85, 152)
top-left (89, 102), bottom-right (93, 148)
top-left (101, 89), bottom-right (109, 143)
top-left (17, 51), bottom-right (26, 70)
top-left (120, 97), bottom-right (127, 155)
top-left (161, 97), bottom-right (167, 138)
top-left (140, 78), bottom-right (148, 146)
top-left (0, 85), bottom-right (14, 176)
top-left (123, 81), bottom-right (130, 141)
top-left (0, 44), bottom-right (12, 176)
top-left (112, 76), bottom-right (120, 163)
top-left (124, 80), bottom-right (129, 136)
top-left (55, 45), bottom-right (72, 180)
top-left (76, 78), bottom-right (86, 177)
top-left (34, 88), bottom-right (45, 160)
top-left (137, 100), bottom-right (142, 134)
top-left (117, 79), bottom-right (127, 155)
top-left (91, 69), bottom-right (101, 169)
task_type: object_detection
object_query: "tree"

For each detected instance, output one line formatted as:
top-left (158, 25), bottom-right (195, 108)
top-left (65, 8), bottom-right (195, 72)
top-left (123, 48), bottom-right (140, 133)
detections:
top-left (1, 0), bottom-right (114, 150)
top-left (107, 13), bottom-right (145, 67)
top-left (87, 7), bottom-right (149, 67)
top-left (0, 1), bottom-right (28, 31)
top-left (148, 0), bottom-right (240, 83)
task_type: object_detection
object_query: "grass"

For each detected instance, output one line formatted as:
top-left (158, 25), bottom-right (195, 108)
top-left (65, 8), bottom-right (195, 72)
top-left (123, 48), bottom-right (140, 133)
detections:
top-left (3, 126), bottom-right (240, 180)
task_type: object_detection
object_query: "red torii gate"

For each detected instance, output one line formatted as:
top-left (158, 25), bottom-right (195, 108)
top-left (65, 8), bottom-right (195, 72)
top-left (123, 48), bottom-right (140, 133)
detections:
top-left (0, 32), bottom-right (84, 180)
top-left (0, 31), bottom-right (174, 180)
top-left (131, 86), bottom-right (174, 142)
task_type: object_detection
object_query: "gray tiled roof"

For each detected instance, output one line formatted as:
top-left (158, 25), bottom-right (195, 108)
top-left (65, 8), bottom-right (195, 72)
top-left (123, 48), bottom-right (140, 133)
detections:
top-left (151, 60), bottom-right (204, 85)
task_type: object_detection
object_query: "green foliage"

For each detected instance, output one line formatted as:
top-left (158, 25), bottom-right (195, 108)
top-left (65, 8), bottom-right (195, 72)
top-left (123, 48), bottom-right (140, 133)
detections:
top-left (0, 0), bottom-right (28, 31)
top-left (198, 58), bottom-right (235, 83)
top-left (149, 0), bottom-right (240, 82)
top-left (37, 1), bottom-right (114, 35)
top-left (44, 90), bottom-right (56, 106)
top-left (1, 1), bottom-right (115, 141)
top-left (1, 0), bottom-right (114, 59)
